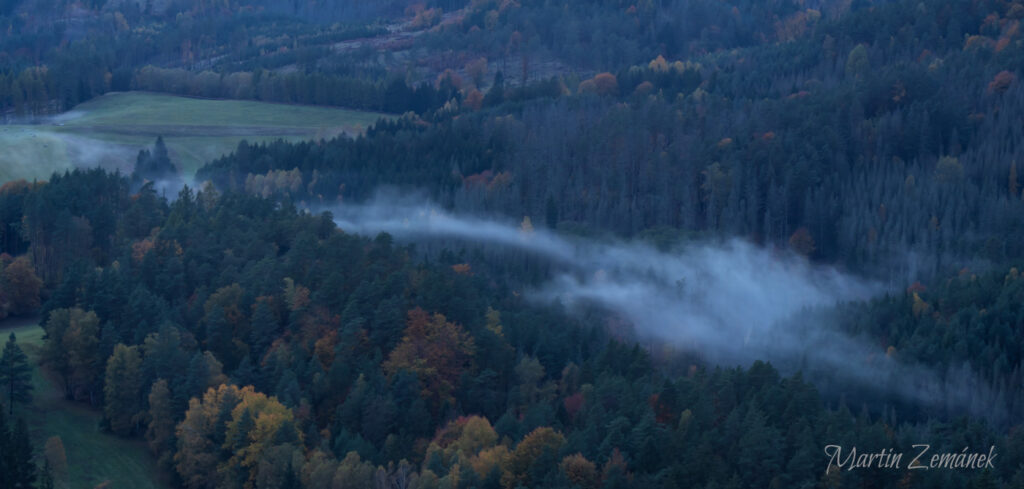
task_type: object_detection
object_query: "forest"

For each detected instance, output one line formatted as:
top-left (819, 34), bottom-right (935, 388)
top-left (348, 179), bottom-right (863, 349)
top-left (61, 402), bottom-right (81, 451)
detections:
top-left (0, 0), bottom-right (1022, 488)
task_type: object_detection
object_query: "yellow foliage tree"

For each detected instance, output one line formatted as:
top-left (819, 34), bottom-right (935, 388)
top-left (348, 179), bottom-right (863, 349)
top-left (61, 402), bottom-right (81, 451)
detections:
top-left (560, 453), bottom-right (599, 489)
top-left (222, 388), bottom-right (302, 487)
top-left (503, 427), bottom-right (566, 488)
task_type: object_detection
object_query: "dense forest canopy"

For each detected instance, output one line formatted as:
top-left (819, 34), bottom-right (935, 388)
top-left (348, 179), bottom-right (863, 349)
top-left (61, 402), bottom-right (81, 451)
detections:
top-left (0, 0), bottom-right (1022, 488)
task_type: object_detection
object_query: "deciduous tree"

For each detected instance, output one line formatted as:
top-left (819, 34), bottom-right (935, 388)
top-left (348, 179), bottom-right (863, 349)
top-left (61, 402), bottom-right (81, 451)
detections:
top-left (383, 308), bottom-right (475, 408)
top-left (104, 344), bottom-right (144, 436)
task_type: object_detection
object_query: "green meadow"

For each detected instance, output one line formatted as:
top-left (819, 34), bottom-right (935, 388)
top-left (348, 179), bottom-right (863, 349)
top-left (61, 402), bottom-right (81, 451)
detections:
top-left (0, 92), bottom-right (388, 182)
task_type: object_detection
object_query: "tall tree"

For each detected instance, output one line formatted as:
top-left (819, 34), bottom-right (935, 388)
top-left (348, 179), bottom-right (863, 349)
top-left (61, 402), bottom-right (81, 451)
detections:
top-left (1, 257), bottom-right (43, 317)
top-left (104, 344), bottom-right (144, 436)
top-left (146, 379), bottom-right (177, 472)
top-left (0, 333), bottom-right (32, 415)
top-left (6, 417), bottom-right (36, 489)
top-left (249, 300), bottom-right (278, 362)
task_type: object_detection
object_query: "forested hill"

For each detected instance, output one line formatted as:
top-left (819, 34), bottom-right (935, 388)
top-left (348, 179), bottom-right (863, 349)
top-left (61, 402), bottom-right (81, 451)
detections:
top-left (0, 170), bottom-right (1022, 488)
top-left (198, 0), bottom-right (1024, 280)
top-left (0, 0), bottom-right (1023, 488)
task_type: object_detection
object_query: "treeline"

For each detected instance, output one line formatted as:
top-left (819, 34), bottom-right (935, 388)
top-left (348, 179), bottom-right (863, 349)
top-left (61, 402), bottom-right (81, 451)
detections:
top-left (425, 0), bottom-right (826, 72)
top-left (0, 1), bottom-right (452, 116)
top-left (0, 169), bottom-right (1019, 488)
top-left (131, 66), bottom-right (461, 114)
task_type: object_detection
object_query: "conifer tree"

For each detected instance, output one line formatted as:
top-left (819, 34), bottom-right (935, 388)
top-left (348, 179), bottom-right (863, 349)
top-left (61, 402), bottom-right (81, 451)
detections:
top-left (0, 333), bottom-right (32, 415)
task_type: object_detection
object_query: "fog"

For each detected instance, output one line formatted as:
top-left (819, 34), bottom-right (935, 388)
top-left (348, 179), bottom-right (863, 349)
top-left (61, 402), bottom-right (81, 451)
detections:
top-left (331, 199), bottom-right (1002, 421)
top-left (58, 133), bottom-right (137, 174)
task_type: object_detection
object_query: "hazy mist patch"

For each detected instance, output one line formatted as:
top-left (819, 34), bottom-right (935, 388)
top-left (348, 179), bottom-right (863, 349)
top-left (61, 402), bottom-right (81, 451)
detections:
top-left (329, 198), bottom-right (1002, 421)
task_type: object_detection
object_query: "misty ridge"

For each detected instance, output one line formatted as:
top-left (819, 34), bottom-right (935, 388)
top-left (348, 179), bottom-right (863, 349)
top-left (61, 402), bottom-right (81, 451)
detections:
top-left (329, 195), bottom-right (1006, 423)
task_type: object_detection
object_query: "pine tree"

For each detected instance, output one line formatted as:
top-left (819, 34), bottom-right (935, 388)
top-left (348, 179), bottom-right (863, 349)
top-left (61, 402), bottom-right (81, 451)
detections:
top-left (0, 332), bottom-right (32, 415)
top-left (8, 417), bottom-right (35, 489)
top-left (203, 306), bottom-right (233, 367)
top-left (249, 301), bottom-right (278, 361)
top-left (0, 407), bottom-right (11, 488)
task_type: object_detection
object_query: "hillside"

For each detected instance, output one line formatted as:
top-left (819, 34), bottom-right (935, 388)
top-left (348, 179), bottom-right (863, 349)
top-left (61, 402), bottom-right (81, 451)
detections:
top-left (0, 0), bottom-right (1023, 488)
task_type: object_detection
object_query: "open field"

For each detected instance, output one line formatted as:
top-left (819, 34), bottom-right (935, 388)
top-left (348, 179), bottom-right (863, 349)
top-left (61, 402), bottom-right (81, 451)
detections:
top-left (0, 92), bottom-right (388, 182)
top-left (0, 318), bottom-right (170, 489)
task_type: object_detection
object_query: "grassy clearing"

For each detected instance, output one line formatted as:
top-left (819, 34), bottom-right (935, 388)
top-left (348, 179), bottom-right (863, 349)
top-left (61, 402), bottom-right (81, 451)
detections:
top-left (1, 319), bottom-right (170, 489)
top-left (0, 91), bottom-right (389, 182)
top-left (63, 92), bottom-right (385, 129)
top-left (0, 127), bottom-right (71, 183)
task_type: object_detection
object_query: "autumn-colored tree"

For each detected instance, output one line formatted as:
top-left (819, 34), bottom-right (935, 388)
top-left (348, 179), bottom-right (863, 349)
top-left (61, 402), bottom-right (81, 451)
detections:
top-left (503, 427), bottom-right (565, 488)
top-left (577, 79), bottom-right (597, 94)
top-left (41, 308), bottom-right (83, 396)
top-left (602, 448), bottom-right (630, 486)
top-left (436, 69), bottom-right (463, 91)
top-left (43, 436), bottom-right (67, 481)
top-left (204, 283), bottom-right (247, 335)
top-left (176, 384), bottom-right (245, 489)
top-left (788, 228), bottom-right (816, 257)
top-left (912, 292), bottom-right (931, 318)
top-left (633, 81), bottom-right (654, 97)
top-left (44, 308), bottom-right (101, 402)
top-left (935, 155), bottom-right (964, 183)
top-left (466, 57), bottom-right (488, 87)
top-left (283, 278), bottom-right (310, 313)
top-left (146, 379), bottom-right (176, 464)
top-left (648, 55), bottom-right (669, 72)
top-left (221, 387), bottom-right (301, 489)
top-left (988, 70), bottom-right (1016, 93)
top-left (464, 89), bottom-right (484, 111)
top-left (103, 344), bottom-right (143, 436)
top-left (412, 7), bottom-right (442, 28)
top-left (1, 257), bottom-right (42, 317)
top-left (456, 416), bottom-right (498, 455)
top-left (560, 453), bottom-right (599, 489)
top-left (383, 308), bottom-right (475, 408)
top-left (469, 445), bottom-right (510, 480)
top-left (592, 73), bottom-right (619, 96)
top-left (519, 216), bottom-right (534, 234)
top-left (433, 415), bottom-right (498, 457)
top-left (845, 44), bottom-right (870, 79)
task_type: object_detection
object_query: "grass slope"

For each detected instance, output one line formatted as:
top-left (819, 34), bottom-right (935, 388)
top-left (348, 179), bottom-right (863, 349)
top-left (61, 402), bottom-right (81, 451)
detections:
top-left (0, 92), bottom-right (388, 182)
top-left (1, 319), bottom-right (169, 489)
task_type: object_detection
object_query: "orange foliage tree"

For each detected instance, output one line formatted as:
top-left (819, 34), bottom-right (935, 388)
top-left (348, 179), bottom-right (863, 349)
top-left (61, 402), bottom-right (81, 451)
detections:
top-left (989, 70), bottom-right (1016, 93)
top-left (383, 308), bottom-right (475, 408)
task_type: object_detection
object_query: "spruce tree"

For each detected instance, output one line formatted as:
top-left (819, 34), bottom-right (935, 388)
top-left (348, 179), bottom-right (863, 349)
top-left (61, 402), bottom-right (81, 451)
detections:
top-left (0, 407), bottom-right (10, 488)
top-left (8, 417), bottom-right (35, 489)
top-left (0, 333), bottom-right (32, 415)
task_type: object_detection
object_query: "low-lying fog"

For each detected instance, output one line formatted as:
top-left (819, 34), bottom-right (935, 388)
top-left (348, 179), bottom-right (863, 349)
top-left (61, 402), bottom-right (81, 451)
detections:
top-left (331, 198), bottom-right (1003, 422)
